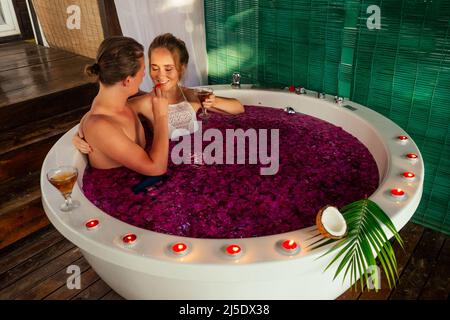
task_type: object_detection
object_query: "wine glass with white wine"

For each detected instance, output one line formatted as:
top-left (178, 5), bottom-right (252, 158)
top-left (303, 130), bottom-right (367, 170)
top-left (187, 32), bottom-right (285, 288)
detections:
top-left (46, 166), bottom-right (80, 212)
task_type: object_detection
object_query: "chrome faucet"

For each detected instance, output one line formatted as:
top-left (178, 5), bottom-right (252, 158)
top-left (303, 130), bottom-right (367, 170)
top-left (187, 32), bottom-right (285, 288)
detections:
top-left (334, 96), bottom-right (344, 104)
top-left (295, 87), bottom-right (307, 95)
top-left (284, 106), bottom-right (296, 114)
top-left (231, 72), bottom-right (241, 88)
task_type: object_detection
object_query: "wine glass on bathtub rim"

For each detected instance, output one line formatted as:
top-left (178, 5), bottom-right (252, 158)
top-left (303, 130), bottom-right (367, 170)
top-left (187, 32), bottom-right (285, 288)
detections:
top-left (195, 87), bottom-right (213, 120)
top-left (46, 166), bottom-right (80, 212)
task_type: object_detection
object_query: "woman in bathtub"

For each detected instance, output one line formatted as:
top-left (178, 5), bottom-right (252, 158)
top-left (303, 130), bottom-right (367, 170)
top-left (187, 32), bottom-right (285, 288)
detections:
top-left (80, 36), bottom-right (169, 176)
top-left (74, 33), bottom-right (244, 154)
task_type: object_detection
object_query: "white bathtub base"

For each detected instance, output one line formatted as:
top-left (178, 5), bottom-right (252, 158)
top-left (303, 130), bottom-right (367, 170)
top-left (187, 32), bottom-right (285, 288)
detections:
top-left (81, 250), bottom-right (352, 300)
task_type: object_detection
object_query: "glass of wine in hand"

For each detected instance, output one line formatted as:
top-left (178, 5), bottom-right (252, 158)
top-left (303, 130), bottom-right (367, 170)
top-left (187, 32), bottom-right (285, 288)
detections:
top-left (195, 87), bottom-right (213, 120)
top-left (47, 166), bottom-right (80, 212)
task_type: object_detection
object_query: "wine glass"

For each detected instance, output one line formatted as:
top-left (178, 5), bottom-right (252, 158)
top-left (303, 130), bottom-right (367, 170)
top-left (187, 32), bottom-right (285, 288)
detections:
top-left (195, 87), bottom-right (213, 120)
top-left (46, 166), bottom-right (80, 212)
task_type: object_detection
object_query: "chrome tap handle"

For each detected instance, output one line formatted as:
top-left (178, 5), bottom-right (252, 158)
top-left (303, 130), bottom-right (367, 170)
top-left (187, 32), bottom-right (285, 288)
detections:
top-left (295, 87), bottom-right (306, 95)
top-left (231, 72), bottom-right (241, 88)
top-left (334, 96), bottom-right (344, 104)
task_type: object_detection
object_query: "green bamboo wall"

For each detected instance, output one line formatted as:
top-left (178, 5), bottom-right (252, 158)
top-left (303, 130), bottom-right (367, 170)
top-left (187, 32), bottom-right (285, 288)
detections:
top-left (205, 0), bottom-right (450, 235)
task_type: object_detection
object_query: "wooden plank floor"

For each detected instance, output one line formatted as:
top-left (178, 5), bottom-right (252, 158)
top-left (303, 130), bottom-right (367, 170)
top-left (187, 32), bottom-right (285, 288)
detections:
top-left (0, 41), bottom-right (93, 108)
top-left (0, 225), bottom-right (124, 300)
top-left (0, 41), bottom-right (96, 133)
top-left (0, 222), bottom-right (448, 300)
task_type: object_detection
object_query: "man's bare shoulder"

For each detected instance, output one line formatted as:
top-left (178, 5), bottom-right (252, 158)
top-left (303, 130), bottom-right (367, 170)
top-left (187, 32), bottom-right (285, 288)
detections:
top-left (129, 93), bottom-right (153, 112)
top-left (84, 113), bottom-right (119, 135)
top-left (129, 92), bottom-right (153, 102)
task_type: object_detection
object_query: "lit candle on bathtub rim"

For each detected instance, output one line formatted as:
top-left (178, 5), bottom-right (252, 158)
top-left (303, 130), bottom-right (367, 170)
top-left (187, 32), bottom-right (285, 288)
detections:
top-left (85, 219), bottom-right (99, 230)
top-left (122, 233), bottom-right (137, 245)
top-left (170, 242), bottom-right (190, 257)
top-left (224, 244), bottom-right (243, 259)
top-left (397, 135), bottom-right (409, 145)
top-left (402, 172), bottom-right (416, 181)
top-left (277, 239), bottom-right (301, 256)
top-left (390, 188), bottom-right (406, 200)
top-left (406, 153), bottom-right (418, 163)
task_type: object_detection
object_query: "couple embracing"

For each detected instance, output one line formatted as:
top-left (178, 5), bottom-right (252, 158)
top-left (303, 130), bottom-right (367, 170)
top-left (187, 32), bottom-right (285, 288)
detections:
top-left (74, 34), bottom-right (243, 179)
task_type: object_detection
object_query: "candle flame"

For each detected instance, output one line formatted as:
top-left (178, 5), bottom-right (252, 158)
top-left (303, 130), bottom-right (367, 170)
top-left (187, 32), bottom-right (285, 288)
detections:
top-left (226, 244), bottom-right (241, 255)
top-left (86, 219), bottom-right (99, 228)
top-left (123, 234), bottom-right (136, 243)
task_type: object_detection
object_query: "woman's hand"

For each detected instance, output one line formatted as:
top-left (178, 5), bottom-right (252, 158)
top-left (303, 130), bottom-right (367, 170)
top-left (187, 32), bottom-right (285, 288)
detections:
top-left (72, 112), bottom-right (92, 154)
top-left (151, 85), bottom-right (168, 120)
top-left (202, 94), bottom-right (216, 110)
top-left (72, 131), bottom-right (92, 154)
top-left (198, 93), bottom-right (244, 115)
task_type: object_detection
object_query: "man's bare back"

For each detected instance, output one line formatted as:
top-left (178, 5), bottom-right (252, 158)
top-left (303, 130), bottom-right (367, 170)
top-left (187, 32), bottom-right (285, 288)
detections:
top-left (83, 103), bottom-right (146, 169)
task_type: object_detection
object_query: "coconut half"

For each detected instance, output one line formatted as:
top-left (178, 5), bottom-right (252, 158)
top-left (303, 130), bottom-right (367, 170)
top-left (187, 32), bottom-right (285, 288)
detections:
top-left (316, 205), bottom-right (348, 239)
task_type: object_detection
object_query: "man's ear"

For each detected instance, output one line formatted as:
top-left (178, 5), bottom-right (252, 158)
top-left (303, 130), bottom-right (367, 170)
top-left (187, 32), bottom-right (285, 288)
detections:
top-left (122, 76), bottom-right (132, 87)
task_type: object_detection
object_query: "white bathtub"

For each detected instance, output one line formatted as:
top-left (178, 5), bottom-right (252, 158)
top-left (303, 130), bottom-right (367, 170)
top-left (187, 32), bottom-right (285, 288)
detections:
top-left (41, 86), bottom-right (424, 299)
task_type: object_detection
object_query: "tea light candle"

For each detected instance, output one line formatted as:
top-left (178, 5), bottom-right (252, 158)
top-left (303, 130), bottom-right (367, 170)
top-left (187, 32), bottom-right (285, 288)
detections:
top-left (225, 244), bottom-right (242, 258)
top-left (406, 153), bottom-right (418, 163)
top-left (402, 172), bottom-right (416, 181)
top-left (278, 240), bottom-right (300, 256)
top-left (390, 188), bottom-right (406, 199)
top-left (171, 242), bottom-right (189, 256)
top-left (85, 219), bottom-right (99, 230)
top-left (397, 135), bottom-right (408, 145)
top-left (122, 234), bottom-right (137, 245)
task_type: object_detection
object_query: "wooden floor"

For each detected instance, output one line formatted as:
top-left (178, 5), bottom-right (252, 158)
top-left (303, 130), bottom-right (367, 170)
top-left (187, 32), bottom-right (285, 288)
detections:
top-left (0, 224), bottom-right (123, 300)
top-left (0, 221), bottom-right (448, 300)
top-left (0, 41), bottom-right (93, 109)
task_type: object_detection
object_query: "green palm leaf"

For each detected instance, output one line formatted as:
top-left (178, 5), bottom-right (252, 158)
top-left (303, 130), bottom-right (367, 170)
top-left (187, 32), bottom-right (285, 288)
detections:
top-left (308, 199), bottom-right (404, 292)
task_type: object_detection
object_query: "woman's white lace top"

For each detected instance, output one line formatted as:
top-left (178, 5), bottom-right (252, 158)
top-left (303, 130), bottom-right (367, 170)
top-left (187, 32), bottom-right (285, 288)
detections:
top-left (168, 87), bottom-right (198, 140)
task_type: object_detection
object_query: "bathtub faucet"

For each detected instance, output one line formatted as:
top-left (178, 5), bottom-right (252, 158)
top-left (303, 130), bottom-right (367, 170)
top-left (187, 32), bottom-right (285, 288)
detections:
top-left (334, 96), bottom-right (344, 104)
top-left (295, 87), bottom-right (307, 95)
top-left (231, 72), bottom-right (241, 88)
top-left (284, 106), bottom-right (296, 114)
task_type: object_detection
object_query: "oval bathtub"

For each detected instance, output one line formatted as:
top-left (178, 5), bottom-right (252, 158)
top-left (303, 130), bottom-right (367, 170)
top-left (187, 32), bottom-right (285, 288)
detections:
top-left (40, 86), bottom-right (424, 299)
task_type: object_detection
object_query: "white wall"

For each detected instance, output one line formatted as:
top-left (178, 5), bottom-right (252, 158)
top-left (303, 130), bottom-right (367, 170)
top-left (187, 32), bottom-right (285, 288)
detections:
top-left (114, 0), bottom-right (208, 92)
